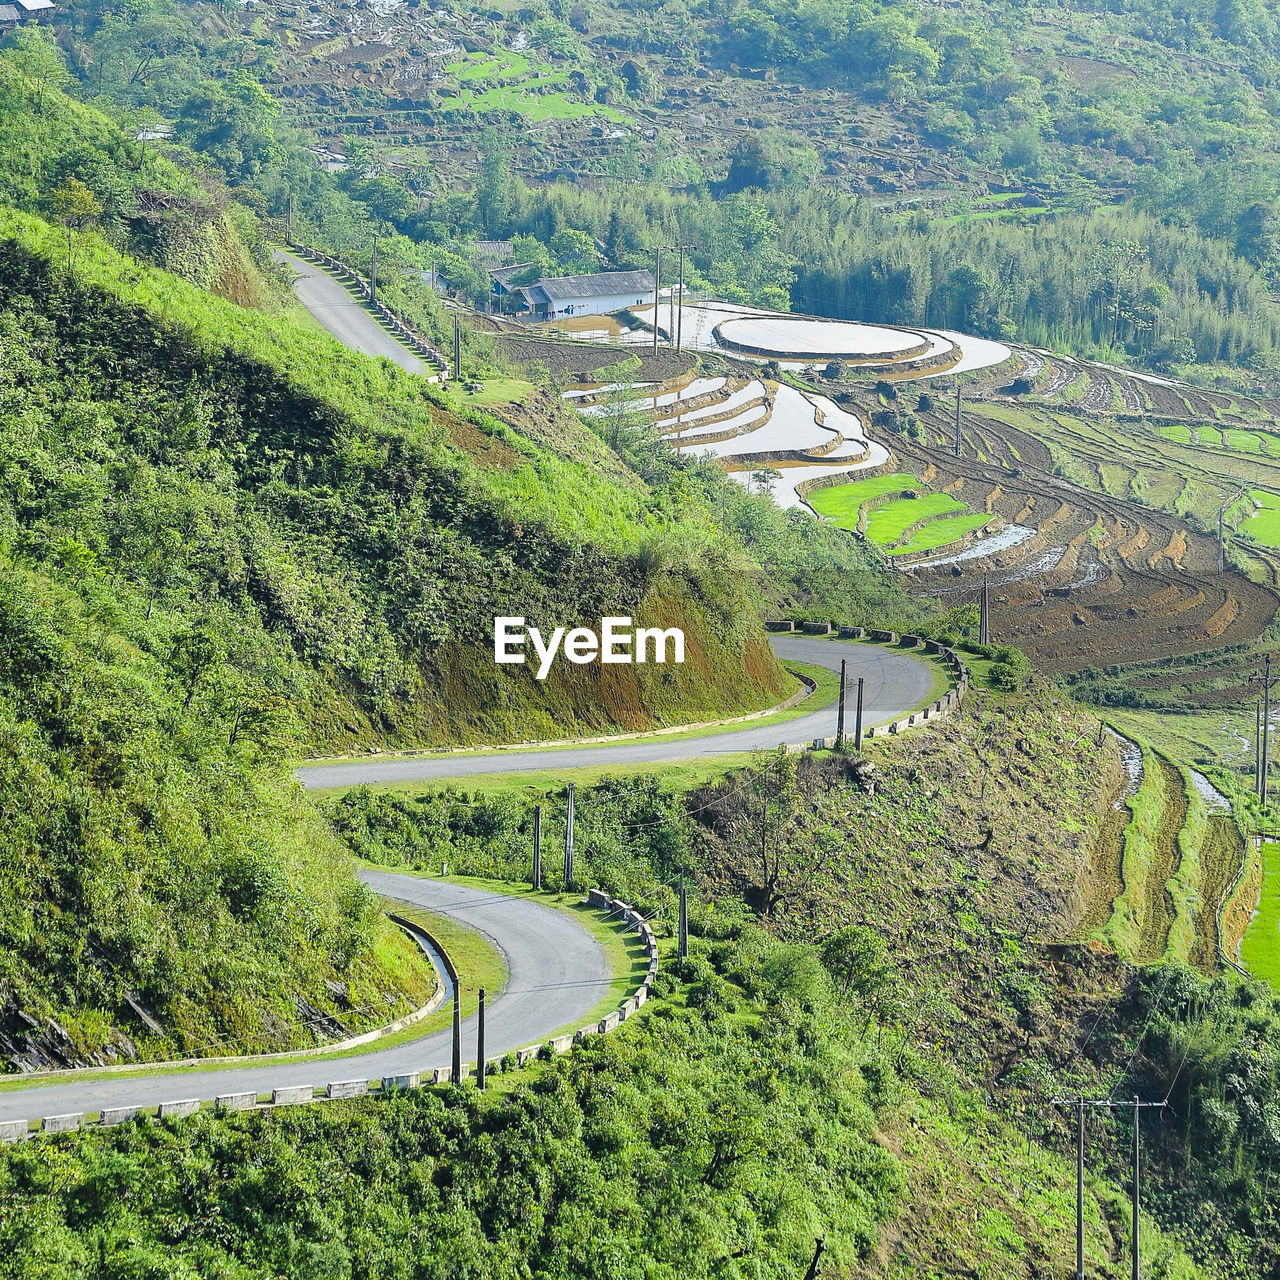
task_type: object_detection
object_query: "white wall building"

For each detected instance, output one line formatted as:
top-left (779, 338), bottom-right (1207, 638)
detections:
top-left (517, 269), bottom-right (655, 320)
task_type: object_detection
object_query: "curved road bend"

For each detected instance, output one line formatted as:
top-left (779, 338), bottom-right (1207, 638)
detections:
top-left (275, 250), bottom-right (425, 375)
top-left (0, 876), bottom-right (610, 1123)
top-left (298, 636), bottom-right (936, 789)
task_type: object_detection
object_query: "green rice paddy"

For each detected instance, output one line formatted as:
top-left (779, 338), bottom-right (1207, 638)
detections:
top-left (1242, 840), bottom-right (1280, 983)
top-left (804, 473), bottom-right (919, 529)
top-left (866, 492), bottom-right (969, 544)
top-left (888, 511), bottom-right (993, 555)
top-left (1241, 490), bottom-right (1280, 547)
top-left (807, 475), bottom-right (985, 554)
top-left (1157, 423), bottom-right (1280, 457)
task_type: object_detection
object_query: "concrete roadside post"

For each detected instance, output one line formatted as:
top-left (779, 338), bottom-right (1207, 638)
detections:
top-left (836, 658), bottom-right (847, 748)
top-left (532, 805), bottom-right (542, 890)
top-left (451, 990), bottom-right (462, 1086)
top-left (854, 677), bottom-right (865, 751)
top-left (477, 988), bottom-right (486, 1090)
top-left (564, 782), bottom-right (575, 887)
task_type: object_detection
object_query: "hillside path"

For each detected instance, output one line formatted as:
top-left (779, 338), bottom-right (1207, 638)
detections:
top-left (275, 249), bottom-right (424, 374)
top-left (298, 636), bottom-right (936, 789)
top-left (0, 877), bottom-right (609, 1123)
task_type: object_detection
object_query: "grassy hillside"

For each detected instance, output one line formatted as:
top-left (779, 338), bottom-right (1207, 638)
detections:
top-left (0, 207), bottom-right (806, 750)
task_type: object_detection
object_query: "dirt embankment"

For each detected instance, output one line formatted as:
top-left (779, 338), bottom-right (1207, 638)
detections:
top-left (691, 681), bottom-right (1118, 1077)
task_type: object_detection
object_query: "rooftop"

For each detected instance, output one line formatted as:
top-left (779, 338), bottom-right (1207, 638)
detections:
top-left (520, 269), bottom-right (655, 303)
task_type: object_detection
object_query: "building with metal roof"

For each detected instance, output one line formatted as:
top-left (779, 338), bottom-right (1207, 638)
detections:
top-left (515, 269), bottom-right (655, 320)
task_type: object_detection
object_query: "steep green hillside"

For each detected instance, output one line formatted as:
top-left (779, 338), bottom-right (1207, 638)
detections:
top-left (0, 51), bottom-right (278, 309)
top-left (0, 208), bottom-right (805, 750)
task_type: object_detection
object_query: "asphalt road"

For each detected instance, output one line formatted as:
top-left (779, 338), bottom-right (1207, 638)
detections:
top-left (275, 250), bottom-right (424, 375)
top-left (0, 876), bottom-right (610, 1124)
top-left (298, 635), bottom-right (936, 789)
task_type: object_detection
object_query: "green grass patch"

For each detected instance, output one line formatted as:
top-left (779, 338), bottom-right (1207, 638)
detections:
top-left (444, 376), bottom-right (535, 407)
top-left (1242, 841), bottom-right (1280, 984)
top-left (887, 511), bottom-right (992, 556)
top-left (1195, 424), bottom-right (1223, 447)
top-left (866, 492), bottom-right (969, 545)
top-left (805, 472), bottom-right (920, 530)
top-left (1157, 423), bottom-right (1193, 445)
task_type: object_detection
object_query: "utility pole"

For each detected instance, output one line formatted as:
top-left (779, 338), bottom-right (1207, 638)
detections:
top-left (836, 658), bottom-right (847, 749)
top-left (1258, 698), bottom-right (1264, 799)
top-left (285, 193), bottom-right (294, 247)
top-left (1131, 1095), bottom-right (1141, 1280)
top-left (1265, 654), bottom-right (1273, 807)
top-left (954, 377), bottom-right (962, 458)
top-left (652, 247), bottom-right (662, 354)
top-left (453, 314), bottom-right (462, 382)
top-left (370, 235), bottom-right (378, 307)
top-left (1051, 1096), bottom-right (1166, 1280)
top-left (676, 243), bottom-right (687, 352)
top-left (854, 676), bottom-right (865, 751)
top-left (532, 805), bottom-right (542, 890)
top-left (477, 988), bottom-right (486, 1089)
top-left (563, 782), bottom-right (575, 886)
top-left (979, 578), bottom-right (991, 646)
top-left (678, 881), bottom-right (688, 959)
top-left (1075, 1098), bottom-right (1085, 1280)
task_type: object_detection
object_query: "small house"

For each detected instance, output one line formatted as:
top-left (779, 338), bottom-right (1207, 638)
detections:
top-left (516, 269), bottom-right (655, 320)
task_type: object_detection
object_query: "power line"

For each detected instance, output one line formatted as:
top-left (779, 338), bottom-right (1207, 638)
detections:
top-left (1050, 1096), bottom-right (1167, 1280)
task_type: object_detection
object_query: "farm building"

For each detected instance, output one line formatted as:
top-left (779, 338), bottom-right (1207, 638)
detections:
top-left (0, 5), bottom-right (19, 24)
top-left (489, 261), bottom-right (540, 309)
top-left (517, 269), bottom-right (656, 320)
top-left (13, 0), bottom-right (56, 18)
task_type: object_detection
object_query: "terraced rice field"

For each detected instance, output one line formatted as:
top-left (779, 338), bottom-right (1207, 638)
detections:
top-left (1087, 733), bottom-right (1244, 971)
top-left (1242, 840), bottom-right (1280, 983)
top-left (1157, 423), bottom-right (1280, 457)
top-left (1241, 490), bottom-right (1280, 547)
top-left (803, 474), bottom-right (920, 528)
top-left (865, 492), bottom-right (969, 543)
top-left (566, 301), bottom-right (1279, 695)
top-left (893, 512), bottom-right (992, 555)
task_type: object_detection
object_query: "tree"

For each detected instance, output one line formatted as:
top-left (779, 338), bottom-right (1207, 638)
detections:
top-left (475, 132), bottom-right (516, 236)
top-left (750, 466), bottom-right (781, 494)
top-left (48, 178), bottom-right (103, 278)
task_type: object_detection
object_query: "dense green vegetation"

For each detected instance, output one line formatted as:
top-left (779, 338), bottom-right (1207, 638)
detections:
top-left (0, 62), bottom-right (938, 1064)
top-left (0, 933), bottom-right (909, 1279)
top-left (8, 0), bottom-right (1280, 379)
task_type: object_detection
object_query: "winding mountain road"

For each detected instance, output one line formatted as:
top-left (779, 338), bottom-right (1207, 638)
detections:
top-left (275, 249), bottom-right (425, 374)
top-left (298, 636), bottom-right (937, 788)
top-left (0, 877), bottom-right (611, 1124)
top-left (0, 267), bottom-right (947, 1131)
